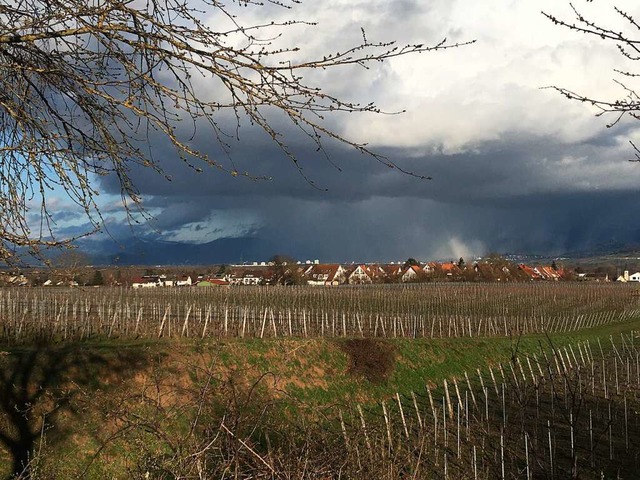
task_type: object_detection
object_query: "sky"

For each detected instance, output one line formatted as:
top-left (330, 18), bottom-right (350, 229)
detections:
top-left (44, 0), bottom-right (640, 263)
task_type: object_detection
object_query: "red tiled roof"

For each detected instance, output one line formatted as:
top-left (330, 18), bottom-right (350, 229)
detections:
top-left (441, 262), bottom-right (461, 273)
top-left (381, 264), bottom-right (402, 276)
top-left (518, 264), bottom-right (540, 279)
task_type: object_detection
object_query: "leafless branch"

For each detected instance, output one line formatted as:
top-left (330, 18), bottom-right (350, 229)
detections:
top-left (0, 0), bottom-right (473, 263)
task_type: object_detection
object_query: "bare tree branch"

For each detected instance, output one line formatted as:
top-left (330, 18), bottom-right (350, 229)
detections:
top-left (543, 3), bottom-right (640, 159)
top-left (0, 0), bottom-right (473, 263)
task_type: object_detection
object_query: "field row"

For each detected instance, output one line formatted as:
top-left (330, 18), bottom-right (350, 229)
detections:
top-left (0, 283), bottom-right (638, 342)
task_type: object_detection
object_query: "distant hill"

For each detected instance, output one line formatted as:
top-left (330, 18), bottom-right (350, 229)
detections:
top-left (82, 236), bottom-right (283, 266)
top-left (559, 241), bottom-right (640, 259)
top-left (55, 236), bottom-right (640, 267)
top-left (499, 242), bottom-right (640, 265)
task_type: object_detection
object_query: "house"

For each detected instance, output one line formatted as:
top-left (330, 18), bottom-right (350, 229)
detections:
top-left (347, 265), bottom-right (374, 284)
top-left (367, 265), bottom-right (387, 283)
top-left (617, 270), bottom-right (630, 282)
top-left (441, 262), bottom-right (462, 277)
top-left (381, 264), bottom-right (403, 281)
top-left (239, 269), bottom-right (266, 285)
top-left (518, 264), bottom-right (541, 280)
top-left (401, 265), bottom-right (423, 283)
top-left (305, 264), bottom-right (346, 286)
top-left (132, 276), bottom-right (162, 288)
top-left (629, 272), bottom-right (640, 282)
top-left (534, 266), bottom-right (559, 280)
top-left (4, 274), bottom-right (29, 286)
top-left (219, 271), bottom-right (240, 285)
top-left (473, 262), bottom-right (497, 281)
top-left (423, 262), bottom-right (439, 274)
top-left (176, 275), bottom-right (192, 287)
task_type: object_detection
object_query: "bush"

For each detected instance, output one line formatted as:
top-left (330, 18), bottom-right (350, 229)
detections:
top-left (341, 339), bottom-right (396, 383)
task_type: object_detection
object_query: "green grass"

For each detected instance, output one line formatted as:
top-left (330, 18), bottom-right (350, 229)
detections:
top-left (0, 315), bottom-right (639, 478)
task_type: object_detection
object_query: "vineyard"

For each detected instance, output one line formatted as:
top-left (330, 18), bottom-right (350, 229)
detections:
top-left (0, 282), bottom-right (638, 342)
top-left (332, 335), bottom-right (640, 479)
top-left (0, 282), bottom-right (639, 478)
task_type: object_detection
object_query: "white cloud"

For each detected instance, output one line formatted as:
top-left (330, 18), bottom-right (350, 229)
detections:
top-left (334, 1), bottom-right (640, 151)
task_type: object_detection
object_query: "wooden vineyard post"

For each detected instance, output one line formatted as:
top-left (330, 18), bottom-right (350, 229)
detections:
top-left (108, 306), bottom-right (119, 339)
top-left (395, 392), bottom-right (409, 439)
top-left (444, 451), bottom-right (448, 480)
top-left (547, 419), bottom-right (553, 477)
top-left (473, 444), bottom-right (477, 480)
top-left (241, 308), bottom-right (247, 338)
top-left (453, 377), bottom-right (463, 414)
top-left (260, 308), bottom-right (268, 339)
top-left (382, 401), bottom-right (392, 454)
top-left (303, 309), bottom-right (307, 338)
top-left (342, 313), bottom-right (346, 337)
top-left (533, 353), bottom-right (544, 378)
top-left (589, 409), bottom-right (594, 468)
top-left (411, 391), bottom-right (423, 430)
top-left (427, 385), bottom-right (436, 424)
top-left (570, 412), bottom-right (575, 472)
top-left (524, 433), bottom-right (530, 480)
top-left (489, 366), bottom-right (499, 397)
top-left (443, 397), bottom-right (448, 447)
top-left (134, 308), bottom-right (143, 336)
top-left (484, 387), bottom-right (489, 431)
top-left (158, 304), bottom-right (170, 338)
top-left (202, 307), bottom-right (211, 338)
top-left (526, 356), bottom-right (536, 385)
top-left (339, 409), bottom-right (349, 450)
top-left (477, 368), bottom-right (486, 396)
top-left (456, 403), bottom-right (461, 458)
top-left (603, 358), bottom-right (608, 399)
top-left (444, 379), bottom-right (454, 419)
top-left (357, 405), bottom-right (372, 456)
top-left (500, 432), bottom-right (505, 480)
top-left (270, 308), bottom-right (277, 338)
top-left (624, 395), bottom-right (629, 453)
top-left (609, 401), bottom-right (613, 461)
top-left (181, 305), bottom-right (192, 337)
top-left (464, 371), bottom-right (477, 410)
top-left (615, 356), bottom-right (620, 395)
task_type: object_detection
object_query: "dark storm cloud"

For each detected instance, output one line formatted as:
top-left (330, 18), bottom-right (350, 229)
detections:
top-left (78, 0), bottom-right (640, 261)
top-left (93, 110), bottom-right (640, 262)
top-left (146, 201), bottom-right (218, 232)
top-left (99, 111), bottom-right (640, 203)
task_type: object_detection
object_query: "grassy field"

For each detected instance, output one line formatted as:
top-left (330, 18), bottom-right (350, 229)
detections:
top-left (0, 284), bottom-right (639, 478)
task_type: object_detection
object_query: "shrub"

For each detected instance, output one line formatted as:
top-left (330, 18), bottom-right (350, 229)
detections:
top-left (341, 339), bottom-right (396, 383)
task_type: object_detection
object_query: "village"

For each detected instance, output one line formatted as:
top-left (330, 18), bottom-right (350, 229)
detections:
top-left (51, 258), bottom-right (631, 288)
top-left (128, 260), bottom-right (567, 287)
top-left (126, 260), bottom-right (616, 288)
top-left (1, 255), bottom-right (636, 288)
